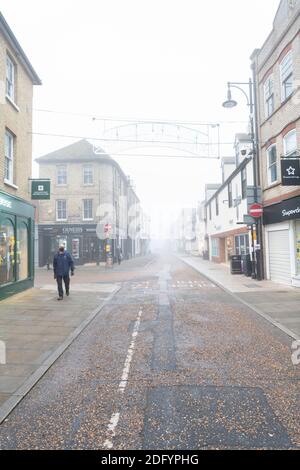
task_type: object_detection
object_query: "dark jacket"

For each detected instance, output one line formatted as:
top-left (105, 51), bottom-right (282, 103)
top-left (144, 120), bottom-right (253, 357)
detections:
top-left (53, 251), bottom-right (74, 277)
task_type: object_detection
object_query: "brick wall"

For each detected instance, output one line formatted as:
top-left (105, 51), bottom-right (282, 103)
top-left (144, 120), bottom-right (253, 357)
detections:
top-left (253, 5), bottom-right (300, 205)
top-left (0, 32), bottom-right (34, 201)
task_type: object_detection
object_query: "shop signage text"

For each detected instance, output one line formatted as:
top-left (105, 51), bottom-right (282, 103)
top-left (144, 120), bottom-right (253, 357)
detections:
top-left (264, 196), bottom-right (300, 225)
top-left (31, 180), bottom-right (51, 200)
top-left (0, 197), bottom-right (12, 209)
top-left (62, 227), bottom-right (83, 234)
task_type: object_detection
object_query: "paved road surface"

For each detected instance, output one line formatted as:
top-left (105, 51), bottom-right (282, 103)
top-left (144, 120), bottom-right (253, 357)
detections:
top-left (0, 254), bottom-right (299, 449)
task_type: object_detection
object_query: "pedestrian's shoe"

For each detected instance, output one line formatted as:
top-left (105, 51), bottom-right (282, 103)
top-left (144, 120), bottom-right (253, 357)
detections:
top-left (66, 291), bottom-right (69, 296)
top-left (57, 296), bottom-right (63, 301)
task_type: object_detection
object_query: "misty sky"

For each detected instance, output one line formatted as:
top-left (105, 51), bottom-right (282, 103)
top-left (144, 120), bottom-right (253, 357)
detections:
top-left (1, 0), bottom-right (280, 236)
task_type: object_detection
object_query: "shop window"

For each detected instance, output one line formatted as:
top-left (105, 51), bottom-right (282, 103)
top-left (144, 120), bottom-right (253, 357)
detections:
top-left (296, 221), bottom-right (300, 276)
top-left (211, 238), bottom-right (219, 257)
top-left (235, 234), bottom-right (250, 255)
top-left (17, 221), bottom-right (28, 281)
top-left (0, 218), bottom-right (15, 285)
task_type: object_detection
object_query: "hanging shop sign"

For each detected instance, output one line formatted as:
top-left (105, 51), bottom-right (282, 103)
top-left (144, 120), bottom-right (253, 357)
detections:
top-left (243, 214), bottom-right (256, 225)
top-left (31, 180), bottom-right (51, 200)
top-left (281, 159), bottom-right (300, 186)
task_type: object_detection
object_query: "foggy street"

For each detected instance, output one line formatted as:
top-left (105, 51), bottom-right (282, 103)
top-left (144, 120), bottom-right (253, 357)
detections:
top-left (0, 254), bottom-right (299, 450)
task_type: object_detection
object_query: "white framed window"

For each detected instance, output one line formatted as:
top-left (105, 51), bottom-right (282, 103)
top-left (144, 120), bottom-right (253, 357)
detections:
top-left (228, 182), bottom-right (233, 208)
top-left (6, 55), bottom-right (15, 101)
top-left (283, 129), bottom-right (297, 156)
top-left (4, 130), bottom-right (14, 184)
top-left (83, 165), bottom-right (93, 185)
top-left (83, 199), bottom-right (93, 220)
top-left (235, 234), bottom-right (249, 255)
top-left (267, 145), bottom-right (278, 185)
top-left (264, 76), bottom-right (274, 118)
top-left (211, 238), bottom-right (219, 257)
top-left (280, 51), bottom-right (293, 101)
top-left (215, 196), bottom-right (219, 216)
top-left (56, 165), bottom-right (67, 185)
top-left (241, 168), bottom-right (247, 199)
top-left (56, 200), bottom-right (67, 221)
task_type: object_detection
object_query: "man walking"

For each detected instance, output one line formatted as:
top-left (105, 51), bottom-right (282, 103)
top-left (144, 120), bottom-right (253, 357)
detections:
top-left (53, 245), bottom-right (74, 300)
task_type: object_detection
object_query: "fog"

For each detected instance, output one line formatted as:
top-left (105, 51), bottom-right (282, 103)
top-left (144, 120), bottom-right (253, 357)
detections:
top-left (1, 0), bottom-right (280, 238)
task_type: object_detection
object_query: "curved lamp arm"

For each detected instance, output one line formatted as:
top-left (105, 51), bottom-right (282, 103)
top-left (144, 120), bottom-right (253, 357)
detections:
top-left (228, 83), bottom-right (250, 107)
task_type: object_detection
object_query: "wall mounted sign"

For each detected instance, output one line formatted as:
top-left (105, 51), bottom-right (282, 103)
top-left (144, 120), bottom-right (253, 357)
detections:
top-left (281, 159), bottom-right (300, 186)
top-left (263, 196), bottom-right (300, 225)
top-left (31, 180), bottom-right (51, 200)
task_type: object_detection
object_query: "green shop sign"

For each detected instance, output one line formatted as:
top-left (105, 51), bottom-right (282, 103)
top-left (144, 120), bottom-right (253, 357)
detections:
top-left (31, 180), bottom-right (51, 200)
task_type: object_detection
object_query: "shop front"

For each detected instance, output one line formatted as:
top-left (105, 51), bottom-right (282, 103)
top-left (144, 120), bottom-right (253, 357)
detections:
top-left (38, 224), bottom-right (105, 267)
top-left (264, 195), bottom-right (300, 287)
top-left (0, 191), bottom-right (35, 299)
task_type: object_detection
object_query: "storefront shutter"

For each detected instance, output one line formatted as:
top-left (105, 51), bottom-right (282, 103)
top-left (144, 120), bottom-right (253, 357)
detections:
top-left (268, 230), bottom-right (291, 285)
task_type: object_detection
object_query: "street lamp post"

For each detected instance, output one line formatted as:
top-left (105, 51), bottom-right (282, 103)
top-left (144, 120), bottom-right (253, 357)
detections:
top-left (222, 79), bottom-right (263, 280)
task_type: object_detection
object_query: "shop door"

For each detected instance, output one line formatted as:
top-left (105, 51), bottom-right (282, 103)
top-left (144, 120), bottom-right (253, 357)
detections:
top-left (268, 230), bottom-right (291, 285)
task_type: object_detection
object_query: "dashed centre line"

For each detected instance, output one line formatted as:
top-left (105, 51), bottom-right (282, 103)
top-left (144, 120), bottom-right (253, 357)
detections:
top-left (103, 307), bottom-right (143, 449)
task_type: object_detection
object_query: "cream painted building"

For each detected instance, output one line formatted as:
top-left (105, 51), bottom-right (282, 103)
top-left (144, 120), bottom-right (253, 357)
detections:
top-left (251, 0), bottom-right (300, 286)
top-left (204, 137), bottom-right (255, 267)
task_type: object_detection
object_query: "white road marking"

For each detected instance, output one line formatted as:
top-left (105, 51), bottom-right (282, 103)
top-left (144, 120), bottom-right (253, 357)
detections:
top-left (103, 412), bottom-right (120, 449)
top-left (103, 308), bottom-right (143, 449)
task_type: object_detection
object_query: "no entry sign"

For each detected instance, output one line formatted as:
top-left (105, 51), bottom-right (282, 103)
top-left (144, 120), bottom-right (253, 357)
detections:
top-left (249, 203), bottom-right (263, 218)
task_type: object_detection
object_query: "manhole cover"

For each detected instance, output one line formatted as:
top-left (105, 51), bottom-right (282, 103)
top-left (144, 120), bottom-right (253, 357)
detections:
top-left (144, 385), bottom-right (291, 449)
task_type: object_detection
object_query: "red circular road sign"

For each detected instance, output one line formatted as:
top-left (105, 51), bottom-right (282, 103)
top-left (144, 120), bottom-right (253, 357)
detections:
top-left (249, 203), bottom-right (263, 218)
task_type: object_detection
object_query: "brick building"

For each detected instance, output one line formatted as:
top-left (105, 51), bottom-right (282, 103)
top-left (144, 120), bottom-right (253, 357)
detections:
top-left (0, 13), bottom-right (41, 298)
top-left (251, 0), bottom-right (300, 286)
top-left (36, 139), bottom-right (144, 266)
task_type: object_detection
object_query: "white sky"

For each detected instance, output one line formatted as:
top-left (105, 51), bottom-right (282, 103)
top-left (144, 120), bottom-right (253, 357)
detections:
top-left (1, 0), bottom-right (280, 236)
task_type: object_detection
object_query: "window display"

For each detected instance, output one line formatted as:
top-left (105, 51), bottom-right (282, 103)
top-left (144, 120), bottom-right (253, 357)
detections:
top-left (296, 221), bottom-right (300, 275)
top-left (0, 218), bottom-right (15, 285)
top-left (17, 221), bottom-right (28, 281)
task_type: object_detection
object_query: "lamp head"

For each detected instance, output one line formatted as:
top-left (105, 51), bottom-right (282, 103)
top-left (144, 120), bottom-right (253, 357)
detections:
top-left (222, 88), bottom-right (237, 109)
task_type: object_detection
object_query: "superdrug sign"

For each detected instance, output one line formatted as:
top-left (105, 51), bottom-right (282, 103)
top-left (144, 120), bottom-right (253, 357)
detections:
top-left (281, 158), bottom-right (300, 186)
top-left (264, 196), bottom-right (300, 225)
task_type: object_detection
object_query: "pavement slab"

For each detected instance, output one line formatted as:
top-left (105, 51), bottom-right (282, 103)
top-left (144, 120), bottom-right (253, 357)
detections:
top-left (0, 272), bottom-right (119, 424)
top-left (180, 256), bottom-right (300, 341)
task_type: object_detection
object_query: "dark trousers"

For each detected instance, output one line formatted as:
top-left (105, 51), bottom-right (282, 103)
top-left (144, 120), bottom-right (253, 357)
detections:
top-left (56, 275), bottom-right (70, 298)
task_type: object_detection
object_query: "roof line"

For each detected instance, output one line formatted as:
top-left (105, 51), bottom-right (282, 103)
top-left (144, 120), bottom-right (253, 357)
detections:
top-left (0, 12), bottom-right (41, 85)
top-left (205, 158), bottom-right (250, 206)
